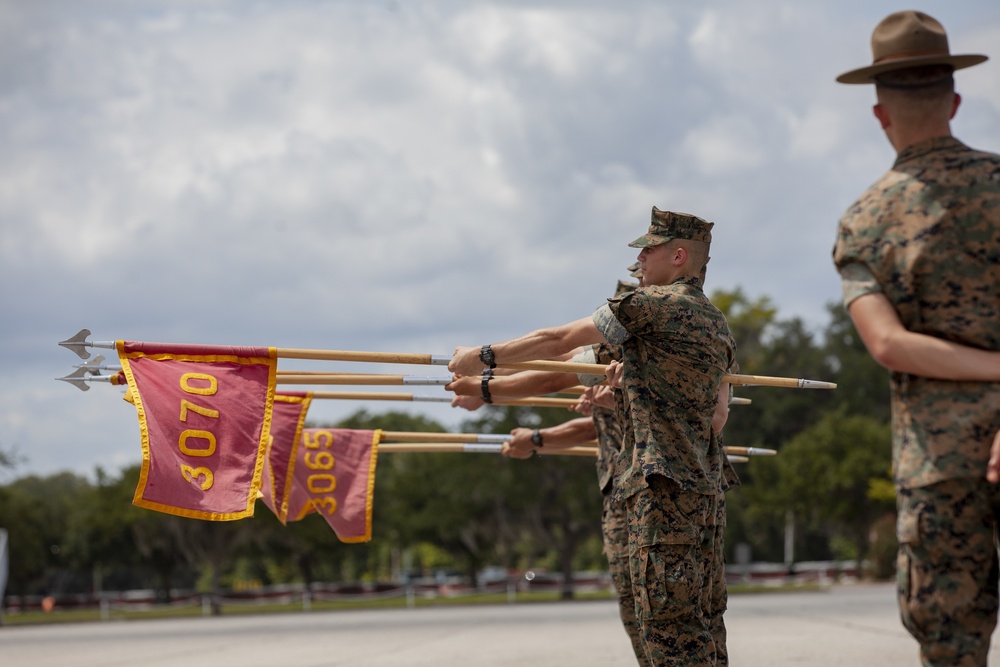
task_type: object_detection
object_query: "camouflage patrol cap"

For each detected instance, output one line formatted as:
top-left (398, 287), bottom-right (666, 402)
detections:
top-left (627, 261), bottom-right (642, 278)
top-left (615, 279), bottom-right (638, 296)
top-left (628, 207), bottom-right (714, 248)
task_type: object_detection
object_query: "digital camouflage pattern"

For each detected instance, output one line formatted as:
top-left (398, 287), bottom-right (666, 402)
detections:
top-left (598, 275), bottom-right (736, 499)
top-left (593, 404), bottom-right (620, 493)
top-left (833, 136), bottom-right (1000, 489)
top-left (601, 375), bottom-right (736, 666)
top-left (603, 491), bottom-right (650, 667)
top-left (719, 440), bottom-right (740, 495)
top-left (591, 341), bottom-right (650, 665)
top-left (707, 492), bottom-right (729, 666)
top-left (629, 207), bottom-right (715, 248)
top-left (594, 273), bottom-right (735, 665)
top-left (897, 478), bottom-right (1000, 667)
top-left (834, 135), bottom-right (1000, 665)
top-left (591, 342), bottom-right (624, 493)
top-left (707, 444), bottom-right (741, 667)
top-left (627, 475), bottom-right (723, 666)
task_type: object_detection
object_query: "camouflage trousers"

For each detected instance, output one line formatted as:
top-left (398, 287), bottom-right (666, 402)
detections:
top-left (603, 491), bottom-right (651, 667)
top-left (626, 474), bottom-right (727, 666)
top-left (897, 478), bottom-right (1000, 667)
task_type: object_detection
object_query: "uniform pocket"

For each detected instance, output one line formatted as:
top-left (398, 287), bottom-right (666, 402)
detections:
top-left (630, 477), bottom-right (712, 624)
top-left (895, 496), bottom-right (925, 640)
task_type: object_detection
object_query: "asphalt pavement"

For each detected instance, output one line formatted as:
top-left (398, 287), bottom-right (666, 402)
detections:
top-left (3, 582), bottom-right (1000, 666)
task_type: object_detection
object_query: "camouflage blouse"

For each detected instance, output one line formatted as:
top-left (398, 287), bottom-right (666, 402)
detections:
top-left (594, 276), bottom-right (736, 498)
top-left (833, 136), bottom-right (1000, 488)
top-left (590, 342), bottom-right (623, 494)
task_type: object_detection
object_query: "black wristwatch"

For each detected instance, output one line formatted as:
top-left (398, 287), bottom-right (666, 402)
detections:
top-left (481, 369), bottom-right (494, 404)
top-left (479, 344), bottom-right (497, 369)
top-left (531, 429), bottom-right (544, 448)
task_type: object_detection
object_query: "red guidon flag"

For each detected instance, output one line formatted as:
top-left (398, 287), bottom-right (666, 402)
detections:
top-left (117, 341), bottom-right (277, 521)
top-left (260, 392), bottom-right (313, 524)
top-left (287, 428), bottom-right (380, 543)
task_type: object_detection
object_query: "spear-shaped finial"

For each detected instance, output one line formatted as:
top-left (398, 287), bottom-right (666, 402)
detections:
top-left (58, 329), bottom-right (115, 359)
top-left (58, 329), bottom-right (93, 359)
top-left (55, 367), bottom-right (92, 391)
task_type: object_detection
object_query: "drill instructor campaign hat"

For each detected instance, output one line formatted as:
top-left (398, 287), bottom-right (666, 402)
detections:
top-left (836, 10), bottom-right (988, 84)
top-left (629, 207), bottom-right (713, 248)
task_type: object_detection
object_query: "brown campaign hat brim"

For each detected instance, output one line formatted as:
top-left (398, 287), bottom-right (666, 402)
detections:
top-left (837, 53), bottom-right (988, 84)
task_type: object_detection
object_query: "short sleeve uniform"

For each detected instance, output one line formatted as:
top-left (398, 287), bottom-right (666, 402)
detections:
top-left (832, 136), bottom-right (1000, 488)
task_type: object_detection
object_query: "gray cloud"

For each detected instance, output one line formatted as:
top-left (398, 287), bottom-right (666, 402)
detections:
top-left (2, 0), bottom-right (997, 477)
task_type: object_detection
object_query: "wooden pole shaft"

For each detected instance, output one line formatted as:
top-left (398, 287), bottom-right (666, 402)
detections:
top-left (380, 431), bottom-right (511, 444)
top-left (278, 374), bottom-right (418, 385)
top-left (376, 443), bottom-right (599, 456)
top-left (307, 391), bottom-right (436, 402)
top-left (78, 334), bottom-right (833, 389)
top-left (722, 446), bottom-right (777, 457)
top-left (275, 348), bottom-right (438, 365)
top-left (296, 391), bottom-right (579, 408)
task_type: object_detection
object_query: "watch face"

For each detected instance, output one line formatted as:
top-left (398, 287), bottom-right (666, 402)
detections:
top-left (480, 345), bottom-right (495, 366)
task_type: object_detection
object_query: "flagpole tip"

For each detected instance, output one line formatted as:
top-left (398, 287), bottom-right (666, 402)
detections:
top-left (56, 371), bottom-right (90, 391)
top-left (798, 379), bottom-right (838, 390)
top-left (58, 328), bottom-right (93, 360)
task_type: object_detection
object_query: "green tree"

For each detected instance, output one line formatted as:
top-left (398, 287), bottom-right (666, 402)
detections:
top-left (742, 409), bottom-right (893, 570)
top-left (458, 405), bottom-right (602, 598)
top-left (2, 473), bottom-right (92, 597)
top-left (721, 314), bottom-right (838, 562)
top-left (711, 288), bottom-right (779, 374)
top-left (0, 442), bottom-right (25, 476)
top-left (62, 464), bottom-right (200, 598)
top-left (333, 409), bottom-right (451, 582)
top-left (823, 303), bottom-right (890, 423)
top-left (0, 484), bottom-right (49, 597)
top-left (64, 466), bottom-right (142, 593)
top-left (170, 518), bottom-right (254, 615)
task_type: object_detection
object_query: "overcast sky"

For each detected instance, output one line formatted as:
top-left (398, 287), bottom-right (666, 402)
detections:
top-left (2, 1), bottom-right (998, 480)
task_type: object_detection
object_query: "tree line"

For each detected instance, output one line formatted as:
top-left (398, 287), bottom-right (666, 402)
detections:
top-left (0, 290), bottom-right (896, 606)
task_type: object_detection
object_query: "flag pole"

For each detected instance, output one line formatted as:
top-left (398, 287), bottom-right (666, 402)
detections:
top-left (278, 373), bottom-right (452, 386)
top-left (377, 432), bottom-right (777, 457)
top-left (381, 431), bottom-right (512, 444)
top-left (377, 442), bottom-right (755, 462)
top-left (57, 371), bottom-right (583, 408)
top-left (722, 446), bottom-right (777, 457)
top-left (275, 373), bottom-right (588, 395)
top-left (59, 329), bottom-right (837, 389)
top-left (70, 358), bottom-right (752, 403)
top-left (62, 361), bottom-right (590, 395)
top-left (306, 391), bottom-right (580, 409)
top-left (376, 443), bottom-right (599, 456)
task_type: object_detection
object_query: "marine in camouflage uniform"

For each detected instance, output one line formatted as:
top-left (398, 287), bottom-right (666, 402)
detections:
top-left (595, 208), bottom-right (737, 666)
top-left (584, 340), bottom-right (650, 666)
top-left (572, 277), bottom-right (650, 665)
top-left (833, 11), bottom-right (1000, 666)
top-left (706, 427), bottom-right (739, 665)
top-left (586, 304), bottom-right (739, 667)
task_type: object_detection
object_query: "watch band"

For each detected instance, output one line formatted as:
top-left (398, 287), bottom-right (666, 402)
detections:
top-left (479, 344), bottom-right (497, 369)
top-left (481, 369), bottom-right (494, 404)
top-left (531, 429), bottom-right (544, 448)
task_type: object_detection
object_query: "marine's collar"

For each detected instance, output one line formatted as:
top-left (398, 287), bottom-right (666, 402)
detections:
top-left (893, 136), bottom-right (966, 167)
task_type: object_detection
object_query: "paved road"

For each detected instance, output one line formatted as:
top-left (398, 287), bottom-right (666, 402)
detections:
top-left (3, 583), bottom-right (1000, 666)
